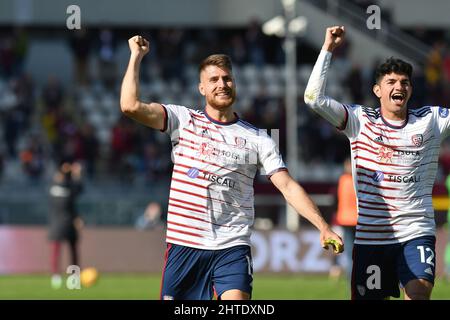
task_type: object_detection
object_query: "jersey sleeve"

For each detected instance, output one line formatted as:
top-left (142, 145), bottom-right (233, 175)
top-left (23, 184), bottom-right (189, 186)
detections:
top-left (435, 106), bottom-right (450, 139)
top-left (304, 50), bottom-right (348, 129)
top-left (340, 104), bottom-right (362, 139)
top-left (161, 104), bottom-right (191, 139)
top-left (257, 131), bottom-right (287, 177)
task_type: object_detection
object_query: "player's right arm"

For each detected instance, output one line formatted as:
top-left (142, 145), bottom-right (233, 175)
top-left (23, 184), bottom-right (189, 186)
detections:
top-left (304, 26), bottom-right (347, 129)
top-left (120, 35), bottom-right (165, 130)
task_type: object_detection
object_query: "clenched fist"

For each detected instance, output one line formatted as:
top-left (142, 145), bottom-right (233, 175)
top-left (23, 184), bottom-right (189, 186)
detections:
top-left (322, 26), bottom-right (345, 53)
top-left (128, 35), bottom-right (150, 58)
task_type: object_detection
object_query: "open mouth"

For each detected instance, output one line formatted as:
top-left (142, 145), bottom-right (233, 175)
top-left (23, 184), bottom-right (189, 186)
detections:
top-left (391, 92), bottom-right (405, 104)
top-left (216, 92), bottom-right (231, 98)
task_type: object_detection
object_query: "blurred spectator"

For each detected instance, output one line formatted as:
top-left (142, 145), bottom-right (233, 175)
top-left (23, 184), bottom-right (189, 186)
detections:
top-left (48, 159), bottom-right (83, 289)
top-left (141, 143), bottom-right (170, 182)
top-left (42, 75), bottom-right (64, 112)
top-left (135, 201), bottom-right (163, 230)
top-left (425, 41), bottom-right (445, 105)
top-left (19, 134), bottom-right (45, 182)
top-left (110, 117), bottom-right (140, 181)
top-left (346, 64), bottom-right (363, 103)
top-left (12, 27), bottom-right (29, 77)
top-left (12, 73), bottom-right (34, 129)
top-left (2, 106), bottom-right (21, 158)
top-left (69, 28), bottom-right (91, 87)
top-left (245, 19), bottom-right (266, 67)
top-left (157, 29), bottom-right (186, 82)
top-left (228, 34), bottom-right (247, 66)
top-left (0, 35), bottom-right (15, 79)
top-left (97, 28), bottom-right (117, 89)
top-left (78, 123), bottom-right (99, 179)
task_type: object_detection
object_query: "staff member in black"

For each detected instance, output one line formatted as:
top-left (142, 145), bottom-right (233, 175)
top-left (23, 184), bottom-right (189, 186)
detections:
top-left (48, 159), bottom-right (83, 289)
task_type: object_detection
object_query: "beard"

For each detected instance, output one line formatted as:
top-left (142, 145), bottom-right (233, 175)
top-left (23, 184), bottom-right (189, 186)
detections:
top-left (206, 91), bottom-right (236, 109)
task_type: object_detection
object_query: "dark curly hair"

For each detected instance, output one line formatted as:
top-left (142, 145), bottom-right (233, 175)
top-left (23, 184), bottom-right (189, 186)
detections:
top-left (374, 57), bottom-right (413, 84)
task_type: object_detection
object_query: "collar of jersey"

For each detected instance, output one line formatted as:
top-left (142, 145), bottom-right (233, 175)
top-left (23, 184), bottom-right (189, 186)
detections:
top-left (204, 110), bottom-right (239, 125)
top-left (380, 109), bottom-right (408, 129)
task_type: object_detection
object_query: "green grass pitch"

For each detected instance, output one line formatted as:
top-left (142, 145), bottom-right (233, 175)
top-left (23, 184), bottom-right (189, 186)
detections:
top-left (1, 274), bottom-right (449, 300)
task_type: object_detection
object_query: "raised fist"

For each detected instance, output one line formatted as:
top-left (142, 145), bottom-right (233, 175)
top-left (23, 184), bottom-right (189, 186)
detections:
top-left (322, 26), bottom-right (345, 52)
top-left (128, 35), bottom-right (150, 58)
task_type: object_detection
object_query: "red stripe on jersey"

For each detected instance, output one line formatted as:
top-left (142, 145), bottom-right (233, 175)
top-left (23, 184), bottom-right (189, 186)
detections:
top-left (175, 152), bottom-right (253, 180)
top-left (166, 236), bottom-right (202, 246)
top-left (357, 180), bottom-right (401, 190)
top-left (355, 155), bottom-right (416, 168)
top-left (362, 115), bottom-right (397, 132)
top-left (358, 199), bottom-right (398, 209)
top-left (356, 228), bottom-right (394, 233)
top-left (168, 210), bottom-right (232, 228)
top-left (356, 164), bottom-right (405, 176)
top-left (171, 187), bottom-right (207, 199)
top-left (169, 202), bottom-right (206, 214)
top-left (358, 212), bottom-right (392, 219)
top-left (170, 187), bottom-right (253, 210)
top-left (190, 113), bottom-right (210, 124)
top-left (179, 137), bottom-right (198, 146)
top-left (182, 126), bottom-right (251, 151)
top-left (357, 221), bottom-right (397, 227)
top-left (360, 132), bottom-right (401, 149)
top-left (173, 168), bottom-right (209, 182)
top-left (183, 128), bottom-right (224, 143)
top-left (177, 143), bottom-right (199, 152)
top-left (354, 236), bottom-right (396, 241)
top-left (174, 163), bottom-right (252, 188)
top-left (168, 220), bottom-right (207, 231)
top-left (357, 172), bottom-right (379, 180)
top-left (351, 140), bottom-right (378, 152)
top-left (167, 227), bottom-right (203, 238)
top-left (352, 145), bottom-right (379, 156)
top-left (172, 177), bottom-right (208, 189)
top-left (359, 204), bottom-right (398, 212)
top-left (364, 123), bottom-right (400, 140)
top-left (188, 120), bottom-right (220, 133)
top-left (168, 210), bottom-right (208, 223)
top-left (358, 189), bottom-right (408, 200)
top-left (174, 164), bottom-right (209, 180)
top-left (169, 197), bottom-right (207, 209)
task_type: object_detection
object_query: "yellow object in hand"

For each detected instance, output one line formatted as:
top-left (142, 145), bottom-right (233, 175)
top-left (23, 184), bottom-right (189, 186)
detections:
top-left (324, 239), bottom-right (344, 254)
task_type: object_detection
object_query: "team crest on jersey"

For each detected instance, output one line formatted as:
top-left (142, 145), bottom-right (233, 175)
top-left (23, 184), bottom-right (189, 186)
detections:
top-left (377, 146), bottom-right (393, 163)
top-left (198, 142), bottom-right (214, 159)
top-left (439, 107), bottom-right (449, 118)
top-left (235, 137), bottom-right (247, 149)
top-left (411, 134), bottom-right (423, 147)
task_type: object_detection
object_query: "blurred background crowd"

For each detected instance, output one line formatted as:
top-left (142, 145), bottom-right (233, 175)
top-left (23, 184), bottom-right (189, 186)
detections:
top-left (1, 0), bottom-right (450, 227)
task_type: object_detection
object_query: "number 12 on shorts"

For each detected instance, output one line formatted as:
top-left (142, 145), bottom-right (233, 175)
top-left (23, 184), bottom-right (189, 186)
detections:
top-left (417, 246), bottom-right (435, 266)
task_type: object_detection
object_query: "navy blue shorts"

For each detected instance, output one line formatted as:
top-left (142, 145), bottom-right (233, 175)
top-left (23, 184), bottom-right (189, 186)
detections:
top-left (160, 243), bottom-right (253, 300)
top-left (351, 236), bottom-right (436, 300)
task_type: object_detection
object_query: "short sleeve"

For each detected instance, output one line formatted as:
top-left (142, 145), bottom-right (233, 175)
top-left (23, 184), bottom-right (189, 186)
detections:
top-left (435, 106), bottom-right (450, 139)
top-left (161, 104), bottom-right (191, 137)
top-left (257, 131), bottom-right (286, 177)
top-left (341, 104), bottom-right (362, 139)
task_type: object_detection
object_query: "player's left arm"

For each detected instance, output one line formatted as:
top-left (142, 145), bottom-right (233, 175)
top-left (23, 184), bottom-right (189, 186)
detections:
top-left (270, 170), bottom-right (343, 252)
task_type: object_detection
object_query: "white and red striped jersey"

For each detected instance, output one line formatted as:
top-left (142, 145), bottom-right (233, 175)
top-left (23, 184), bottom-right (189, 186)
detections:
top-left (343, 104), bottom-right (450, 244)
top-left (161, 104), bottom-right (286, 250)
top-left (305, 50), bottom-right (450, 245)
